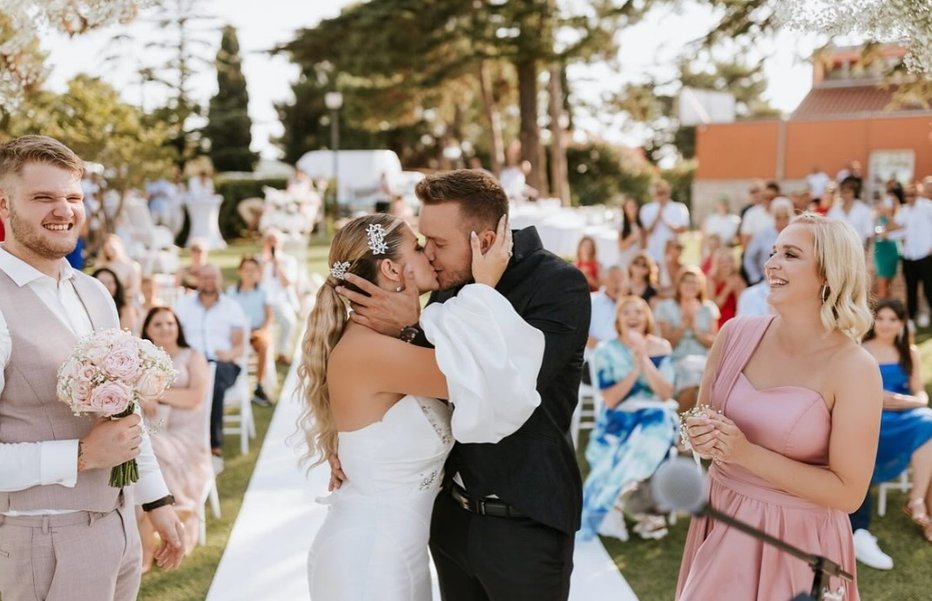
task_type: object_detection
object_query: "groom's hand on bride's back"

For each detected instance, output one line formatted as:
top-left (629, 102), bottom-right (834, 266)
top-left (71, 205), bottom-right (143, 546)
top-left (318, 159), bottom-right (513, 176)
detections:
top-left (336, 266), bottom-right (420, 337)
top-left (328, 454), bottom-right (347, 491)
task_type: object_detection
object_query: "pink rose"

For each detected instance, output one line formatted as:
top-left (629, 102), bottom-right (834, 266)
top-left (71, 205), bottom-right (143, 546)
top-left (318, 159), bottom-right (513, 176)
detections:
top-left (102, 347), bottom-right (143, 384)
top-left (84, 343), bottom-right (112, 366)
top-left (87, 381), bottom-right (132, 414)
top-left (137, 370), bottom-right (171, 402)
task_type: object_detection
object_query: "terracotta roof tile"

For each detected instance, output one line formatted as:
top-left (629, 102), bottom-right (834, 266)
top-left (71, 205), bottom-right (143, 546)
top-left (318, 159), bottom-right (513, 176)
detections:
top-left (792, 84), bottom-right (924, 119)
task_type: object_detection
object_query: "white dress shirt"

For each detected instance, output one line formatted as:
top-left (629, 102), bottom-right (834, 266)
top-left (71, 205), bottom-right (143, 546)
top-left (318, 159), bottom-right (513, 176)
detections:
top-left (588, 290), bottom-right (618, 343)
top-left (0, 247), bottom-right (169, 513)
top-left (261, 251), bottom-right (299, 307)
top-left (827, 201), bottom-right (874, 246)
top-left (703, 213), bottom-right (740, 245)
top-left (739, 204), bottom-right (773, 239)
top-left (890, 198), bottom-right (932, 260)
top-left (174, 293), bottom-right (246, 360)
top-left (737, 281), bottom-right (772, 317)
top-left (640, 200), bottom-right (690, 262)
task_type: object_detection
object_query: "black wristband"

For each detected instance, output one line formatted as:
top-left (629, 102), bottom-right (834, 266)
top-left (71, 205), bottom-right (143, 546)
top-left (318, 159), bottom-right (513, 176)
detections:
top-left (141, 494), bottom-right (175, 512)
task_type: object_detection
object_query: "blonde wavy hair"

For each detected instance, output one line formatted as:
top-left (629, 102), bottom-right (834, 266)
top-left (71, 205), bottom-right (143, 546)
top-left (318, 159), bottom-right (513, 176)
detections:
top-left (297, 213), bottom-right (408, 466)
top-left (791, 212), bottom-right (872, 341)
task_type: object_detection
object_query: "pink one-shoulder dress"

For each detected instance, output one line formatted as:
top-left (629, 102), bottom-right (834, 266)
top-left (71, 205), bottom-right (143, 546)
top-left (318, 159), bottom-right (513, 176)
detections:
top-left (676, 315), bottom-right (859, 601)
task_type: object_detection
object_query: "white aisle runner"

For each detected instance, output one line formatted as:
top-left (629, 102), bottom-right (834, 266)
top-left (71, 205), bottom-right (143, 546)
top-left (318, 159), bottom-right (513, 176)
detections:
top-left (206, 359), bottom-right (638, 601)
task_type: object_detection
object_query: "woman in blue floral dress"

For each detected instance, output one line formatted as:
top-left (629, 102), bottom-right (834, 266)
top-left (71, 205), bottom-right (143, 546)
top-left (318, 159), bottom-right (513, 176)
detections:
top-left (581, 295), bottom-right (679, 540)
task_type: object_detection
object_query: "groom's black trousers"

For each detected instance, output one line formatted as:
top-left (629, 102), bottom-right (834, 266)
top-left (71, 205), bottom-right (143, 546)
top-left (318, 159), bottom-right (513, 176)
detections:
top-left (430, 490), bottom-right (574, 601)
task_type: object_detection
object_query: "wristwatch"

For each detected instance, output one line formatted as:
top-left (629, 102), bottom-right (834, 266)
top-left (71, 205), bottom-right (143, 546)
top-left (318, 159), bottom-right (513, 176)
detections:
top-left (399, 325), bottom-right (420, 344)
top-left (141, 494), bottom-right (175, 512)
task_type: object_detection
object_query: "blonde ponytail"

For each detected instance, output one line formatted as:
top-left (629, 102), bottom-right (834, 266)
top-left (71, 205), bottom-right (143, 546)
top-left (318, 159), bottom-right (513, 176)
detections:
top-left (296, 213), bottom-right (408, 467)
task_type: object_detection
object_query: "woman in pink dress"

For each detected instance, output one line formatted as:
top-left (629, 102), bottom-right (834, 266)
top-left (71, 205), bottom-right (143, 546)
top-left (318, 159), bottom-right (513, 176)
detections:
top-left (678, 213), bottom-right (882, 600)
top-left (137, 306), bottom-right (213, 570)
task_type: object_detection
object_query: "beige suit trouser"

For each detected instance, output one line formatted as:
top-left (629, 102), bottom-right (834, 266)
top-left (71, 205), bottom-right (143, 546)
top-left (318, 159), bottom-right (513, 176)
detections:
top-left (0, 500), bottom-right (141, 601)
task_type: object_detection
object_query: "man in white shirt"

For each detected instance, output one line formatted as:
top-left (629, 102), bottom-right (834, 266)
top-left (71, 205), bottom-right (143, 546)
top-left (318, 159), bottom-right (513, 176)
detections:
top-left (827, 177), bottom-right (873, 247)
top-left (806, 167), bottom-right (831, 198)
top-left (739, 181), bottom-right (778, 248)
top-left (744, 197), bottom-right (793, 285)
top-left (737, 281), bottom-right (771, 317)
top-left (588, 266), bottom-right (627, 347)
top-left (174, 264), bottom-right (246, 455)
top-left (640, 179), bottom-right (690, 263)
top-left (0, 136), bottom-right (184, 600)
top-left (886, 182), bottom-right (932, 323)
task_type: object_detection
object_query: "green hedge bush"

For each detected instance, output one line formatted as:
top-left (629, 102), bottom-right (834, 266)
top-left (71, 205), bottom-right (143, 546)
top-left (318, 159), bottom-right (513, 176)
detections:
top-left (214, 177), bottom-right (288, 240)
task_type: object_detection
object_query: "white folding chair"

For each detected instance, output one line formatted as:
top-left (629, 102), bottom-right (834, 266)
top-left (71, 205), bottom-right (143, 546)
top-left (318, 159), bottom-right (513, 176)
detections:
top-left (877, 470), bottom-right (910, 517)
top-left (222, 322), bottom-right (257, 455)
top-left (571, 351), bottom-right (603, 449)
top-left (199, 363), bottom-right (221, 546)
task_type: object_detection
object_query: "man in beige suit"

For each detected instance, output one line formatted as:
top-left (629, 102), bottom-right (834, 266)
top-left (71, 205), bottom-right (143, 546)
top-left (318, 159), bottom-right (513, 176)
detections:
top-left (0, 136), bottom-right (185, 601)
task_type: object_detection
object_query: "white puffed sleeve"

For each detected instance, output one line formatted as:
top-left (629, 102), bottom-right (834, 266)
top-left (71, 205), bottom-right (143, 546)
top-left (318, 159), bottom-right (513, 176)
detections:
top-left (420, 283), bottom-right (544, 443)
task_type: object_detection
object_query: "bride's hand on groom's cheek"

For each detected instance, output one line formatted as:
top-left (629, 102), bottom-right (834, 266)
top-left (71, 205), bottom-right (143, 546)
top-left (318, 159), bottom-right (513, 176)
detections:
top-left (337, 267), bottom-right (421, 337)
top-left (328, 454), bottom-right (347, 491)
top-left (471, 215), bottom-right (512, 288)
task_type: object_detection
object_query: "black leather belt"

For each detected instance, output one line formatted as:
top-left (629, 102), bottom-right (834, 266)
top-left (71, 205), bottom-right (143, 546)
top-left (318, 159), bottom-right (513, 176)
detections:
top-left (449, 484), bottom-right (525, 519)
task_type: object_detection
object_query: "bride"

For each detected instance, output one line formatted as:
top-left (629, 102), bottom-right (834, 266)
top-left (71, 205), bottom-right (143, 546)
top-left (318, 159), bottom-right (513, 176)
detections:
top-left (300, 213), bottom-right (544, 600)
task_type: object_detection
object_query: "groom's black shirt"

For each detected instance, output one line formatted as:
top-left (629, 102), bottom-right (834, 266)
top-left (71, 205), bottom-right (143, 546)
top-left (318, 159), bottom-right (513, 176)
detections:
top-left (422, 226), bottom-right (590, 534)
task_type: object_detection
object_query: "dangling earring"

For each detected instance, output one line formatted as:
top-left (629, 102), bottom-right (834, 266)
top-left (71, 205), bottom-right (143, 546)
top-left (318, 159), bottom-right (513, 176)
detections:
top-left (820, 284), bottom-right (830, 303)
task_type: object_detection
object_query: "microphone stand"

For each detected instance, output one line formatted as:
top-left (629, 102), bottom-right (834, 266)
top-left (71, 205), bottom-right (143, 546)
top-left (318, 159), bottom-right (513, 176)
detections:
top-left (702, 505), bottom-right (852, 600)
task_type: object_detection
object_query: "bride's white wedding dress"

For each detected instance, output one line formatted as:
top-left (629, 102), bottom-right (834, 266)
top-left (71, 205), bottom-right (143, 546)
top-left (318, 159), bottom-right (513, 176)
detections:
top-left (307, 284), bottom-right (545, 601)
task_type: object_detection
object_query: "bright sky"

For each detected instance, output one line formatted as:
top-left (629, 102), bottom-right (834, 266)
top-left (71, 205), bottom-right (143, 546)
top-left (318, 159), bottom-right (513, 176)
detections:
top-left (41, 0), bottom-right (819, 161)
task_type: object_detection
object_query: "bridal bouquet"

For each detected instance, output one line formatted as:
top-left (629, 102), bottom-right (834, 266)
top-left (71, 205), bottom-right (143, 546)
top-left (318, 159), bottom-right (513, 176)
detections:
top-left (57, 328), bottom-right (177, 487)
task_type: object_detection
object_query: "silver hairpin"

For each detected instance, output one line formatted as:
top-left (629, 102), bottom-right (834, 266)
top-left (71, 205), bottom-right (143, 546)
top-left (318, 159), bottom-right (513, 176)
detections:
top-left (366, 224), bottom-right (389, 255)
top-left (330, 261), bottom-right (351, 280)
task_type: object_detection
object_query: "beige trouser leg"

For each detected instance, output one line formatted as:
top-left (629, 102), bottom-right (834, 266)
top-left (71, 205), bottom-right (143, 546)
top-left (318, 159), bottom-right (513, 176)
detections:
top-left (0, 500), bottom-right (141, 601)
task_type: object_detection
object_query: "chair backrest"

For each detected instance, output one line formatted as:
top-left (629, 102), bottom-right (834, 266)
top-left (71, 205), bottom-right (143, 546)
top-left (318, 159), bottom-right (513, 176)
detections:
top-left (588, 353), bottom-right (606, 416)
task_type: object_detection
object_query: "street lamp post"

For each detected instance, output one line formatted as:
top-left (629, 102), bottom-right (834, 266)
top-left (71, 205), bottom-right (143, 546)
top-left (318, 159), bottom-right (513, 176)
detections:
top-left (324, 91), bottom-right (344, 232)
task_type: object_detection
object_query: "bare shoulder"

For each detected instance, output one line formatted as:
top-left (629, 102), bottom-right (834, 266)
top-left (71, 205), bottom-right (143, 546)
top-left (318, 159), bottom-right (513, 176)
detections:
top-left (648, 335), bottom-right (672, 354)
top-left (830, 341), bottom-right (882, 389)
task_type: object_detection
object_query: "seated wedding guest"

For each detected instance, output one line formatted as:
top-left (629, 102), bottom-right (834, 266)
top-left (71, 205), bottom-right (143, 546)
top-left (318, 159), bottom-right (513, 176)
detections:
top-left (588, 265), bottom-right (628, 348)
top-left (259, 229), bottom-right (299, 364)
top-left (743, 197), bottom-right (793, 285)
top-left (140, 275), bottom-right (166, 315)
top-left (137, 307), bottom-right (212, 569)
top-left (658, 237), bottom-right (685, 298)
top-left (655, 266), bottom-right (719, 411)
top-left (707, 248), bottom-right (745, 327)
top-left (97, 233), bottom-right (142, 306)
top-left (92, 267), bottom-right (138, 332)
top-left (628, 250), bottom-right (659, 307)
top-left (618, 196), bottom-right (645, 269)
top-left (849, 299), bottom-right (932, 570)
top-left (575, 235), bottom-right (601, 292)
top-left (174, 264), bottom-right (247, 457)
top-left (699, 233), bottom-right (721, 275)
top-left (736, 280), bottom-right (771, 317)
top-left (227, 256), bottom-right (274, 407)
top-left (581, 295), bottom-right (677, 541)
top-left (176, 238), bottom-right (209, 290)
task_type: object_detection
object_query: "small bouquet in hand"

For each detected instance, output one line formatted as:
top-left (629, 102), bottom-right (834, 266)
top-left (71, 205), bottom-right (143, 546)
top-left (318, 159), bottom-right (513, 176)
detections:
top-left (678, 404), bottom-right (716, 452)
top-left (57, 329), bottom-right (177, 487)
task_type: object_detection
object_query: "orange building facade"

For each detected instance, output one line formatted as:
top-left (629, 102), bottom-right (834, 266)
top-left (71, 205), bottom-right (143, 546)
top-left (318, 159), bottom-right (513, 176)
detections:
top-left (691, 46), bottom-right (932, 223)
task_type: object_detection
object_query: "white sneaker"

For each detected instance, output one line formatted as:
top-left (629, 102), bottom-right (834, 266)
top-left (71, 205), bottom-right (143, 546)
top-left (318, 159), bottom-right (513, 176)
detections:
top-left (853, 529), bottom-right (893, 570)
top-left (919, 313), bottom-right (930, 329)
top-left (212, 455), bottom-right (225, 476)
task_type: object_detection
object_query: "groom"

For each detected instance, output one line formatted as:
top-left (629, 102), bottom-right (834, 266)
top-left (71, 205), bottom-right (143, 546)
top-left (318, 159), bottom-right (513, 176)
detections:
top-left (0, 136), bottom-right (185, 601)
top-left (338, 169), bottom-right (590, 600)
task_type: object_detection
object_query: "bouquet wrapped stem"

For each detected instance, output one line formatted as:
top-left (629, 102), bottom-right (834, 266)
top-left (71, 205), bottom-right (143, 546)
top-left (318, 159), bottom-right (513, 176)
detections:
top-left (108, 402), bottom-right (140, 487)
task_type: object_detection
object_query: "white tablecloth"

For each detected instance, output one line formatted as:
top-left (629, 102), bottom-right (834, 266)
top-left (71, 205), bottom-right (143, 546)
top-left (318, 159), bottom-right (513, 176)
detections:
top-left (185, 194), bottom-right (227, 249)
top-left (510, 202), bottom-right (621, 266)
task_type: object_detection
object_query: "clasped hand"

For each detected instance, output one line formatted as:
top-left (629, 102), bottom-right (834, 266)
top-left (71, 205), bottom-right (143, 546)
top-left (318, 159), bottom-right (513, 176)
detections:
top-left (684, 412), bottom-right (749, 465)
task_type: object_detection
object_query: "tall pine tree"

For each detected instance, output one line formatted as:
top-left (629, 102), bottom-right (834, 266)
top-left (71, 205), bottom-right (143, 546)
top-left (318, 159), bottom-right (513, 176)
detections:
top-left (204, 25), bottom-right (257, 172)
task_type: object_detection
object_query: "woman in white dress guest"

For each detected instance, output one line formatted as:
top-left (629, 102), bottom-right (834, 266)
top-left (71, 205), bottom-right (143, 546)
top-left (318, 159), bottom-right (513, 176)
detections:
top-left (300, 213), bottom-right (543, 601)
